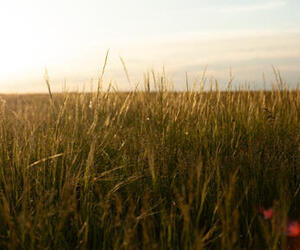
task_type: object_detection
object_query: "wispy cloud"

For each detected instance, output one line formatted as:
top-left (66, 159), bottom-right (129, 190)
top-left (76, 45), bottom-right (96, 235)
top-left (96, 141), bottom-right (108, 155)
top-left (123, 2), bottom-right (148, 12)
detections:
top-left (1, 29), bottom-right (299, 92)
top-left (217, 1), bottom-right (287, 13)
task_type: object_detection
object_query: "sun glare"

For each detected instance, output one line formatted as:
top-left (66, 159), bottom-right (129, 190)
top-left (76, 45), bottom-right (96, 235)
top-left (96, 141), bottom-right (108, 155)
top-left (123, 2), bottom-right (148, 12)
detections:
top-left (0, 1), bottom-right (71, 85)
top-left (0, 4), bottom-right (43, 81)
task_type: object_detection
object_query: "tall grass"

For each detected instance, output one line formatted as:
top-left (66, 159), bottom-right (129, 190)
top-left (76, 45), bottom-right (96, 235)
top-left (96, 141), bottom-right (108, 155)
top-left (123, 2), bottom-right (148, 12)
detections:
top-left (0, 72), bottom-right (299, 249)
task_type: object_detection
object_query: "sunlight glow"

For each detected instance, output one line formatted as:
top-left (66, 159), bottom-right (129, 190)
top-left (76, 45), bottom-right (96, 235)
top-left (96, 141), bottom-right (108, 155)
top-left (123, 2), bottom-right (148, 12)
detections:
top-left (0, 0), bottom-right (299, 92)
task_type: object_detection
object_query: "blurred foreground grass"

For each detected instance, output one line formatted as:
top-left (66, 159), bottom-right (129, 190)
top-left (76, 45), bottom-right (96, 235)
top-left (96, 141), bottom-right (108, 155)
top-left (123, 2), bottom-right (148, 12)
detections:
top-left (0, 75), bottom-right (299, 249)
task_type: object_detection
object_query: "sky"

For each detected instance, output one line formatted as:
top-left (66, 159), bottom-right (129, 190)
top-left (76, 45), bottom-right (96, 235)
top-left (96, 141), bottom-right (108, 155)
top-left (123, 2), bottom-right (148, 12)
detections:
top-left (0, 0), bottom-right (299, 92)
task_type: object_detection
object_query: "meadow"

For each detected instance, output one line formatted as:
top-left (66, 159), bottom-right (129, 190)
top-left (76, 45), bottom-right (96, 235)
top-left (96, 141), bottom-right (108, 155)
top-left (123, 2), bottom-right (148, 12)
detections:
top-left (0, 71), bottom-right (299, 249)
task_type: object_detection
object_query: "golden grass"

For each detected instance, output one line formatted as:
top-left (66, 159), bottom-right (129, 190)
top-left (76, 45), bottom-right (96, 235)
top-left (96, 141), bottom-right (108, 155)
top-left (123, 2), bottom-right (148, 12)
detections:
top-left (0, 71), bottom-right (299, 249)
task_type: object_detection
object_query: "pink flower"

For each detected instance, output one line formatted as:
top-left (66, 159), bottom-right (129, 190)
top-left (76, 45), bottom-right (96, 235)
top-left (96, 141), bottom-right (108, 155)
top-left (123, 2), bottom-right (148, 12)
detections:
top-left (260, 207), bottom-right (273, 220)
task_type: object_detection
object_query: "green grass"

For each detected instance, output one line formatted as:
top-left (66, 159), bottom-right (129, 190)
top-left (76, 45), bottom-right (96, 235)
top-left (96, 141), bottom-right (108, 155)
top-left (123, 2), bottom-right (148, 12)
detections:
top-left (0, 76), bottom-right (299, 249)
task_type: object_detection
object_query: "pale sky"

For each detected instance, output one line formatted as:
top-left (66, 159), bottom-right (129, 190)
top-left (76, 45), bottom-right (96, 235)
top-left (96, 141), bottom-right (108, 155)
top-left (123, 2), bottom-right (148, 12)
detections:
top-left (0, 0), bottom-right (299, 92)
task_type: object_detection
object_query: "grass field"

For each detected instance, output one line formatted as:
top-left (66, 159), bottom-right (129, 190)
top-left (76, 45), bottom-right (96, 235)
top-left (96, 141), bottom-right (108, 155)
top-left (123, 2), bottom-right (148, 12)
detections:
top-left (0, 73), bottom-right (299, 249)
